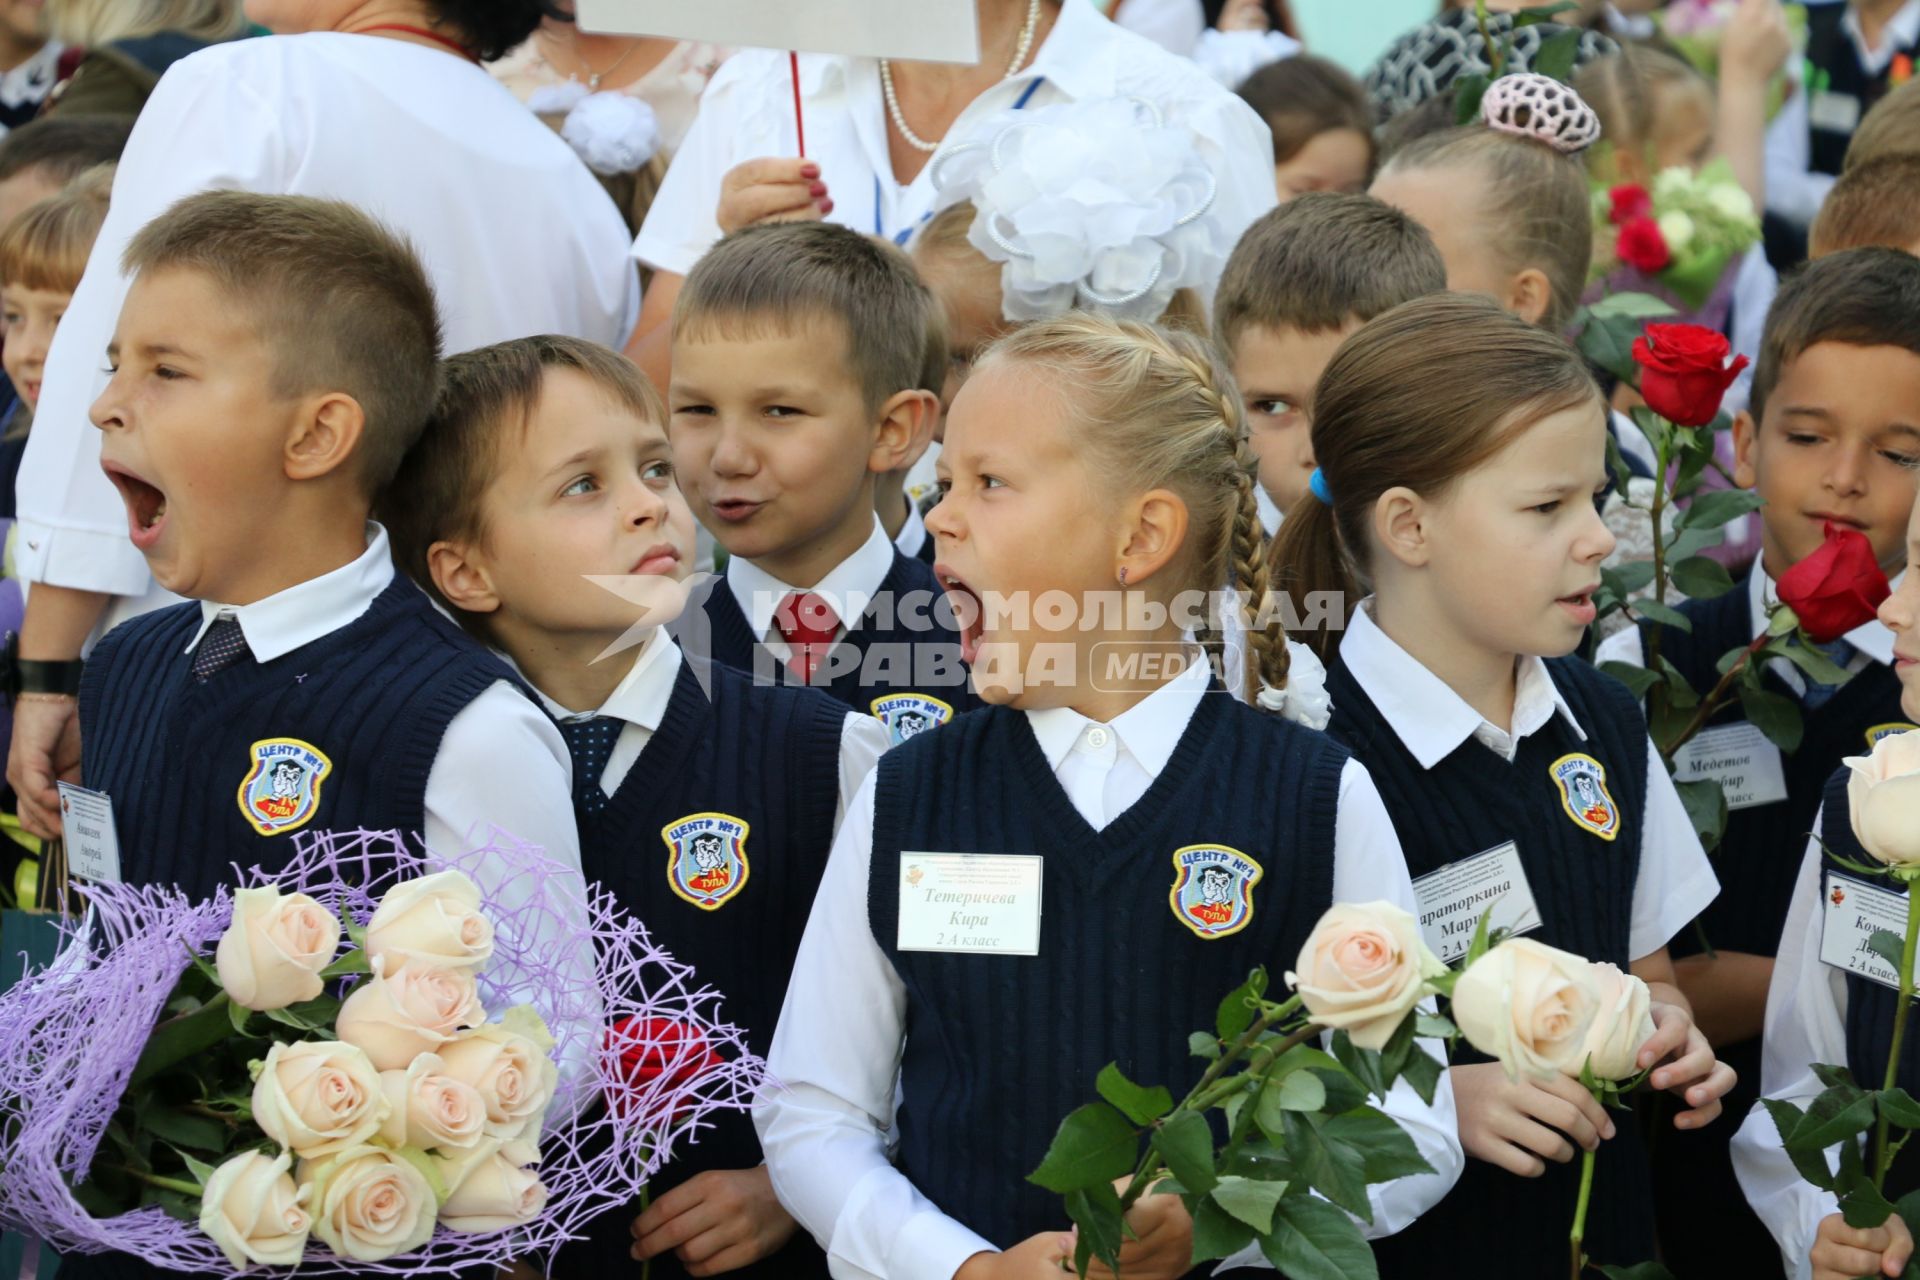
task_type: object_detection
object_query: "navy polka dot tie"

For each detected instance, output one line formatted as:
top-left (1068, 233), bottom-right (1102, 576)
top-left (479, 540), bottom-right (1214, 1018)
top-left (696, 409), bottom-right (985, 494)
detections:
top-left (191, 616), bottom-right (251, 683)
top-left (559, 716), bottom-right (620, 814)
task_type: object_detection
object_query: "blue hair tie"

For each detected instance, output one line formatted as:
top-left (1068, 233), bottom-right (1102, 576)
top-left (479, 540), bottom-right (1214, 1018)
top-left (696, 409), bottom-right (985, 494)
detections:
top-left (1308, 468), bottom-right (1333, 505)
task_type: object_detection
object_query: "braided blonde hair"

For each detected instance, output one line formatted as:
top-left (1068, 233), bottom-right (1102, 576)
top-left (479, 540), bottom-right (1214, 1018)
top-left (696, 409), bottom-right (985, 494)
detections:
top-left (979, 312), bottom-right (1293, 705)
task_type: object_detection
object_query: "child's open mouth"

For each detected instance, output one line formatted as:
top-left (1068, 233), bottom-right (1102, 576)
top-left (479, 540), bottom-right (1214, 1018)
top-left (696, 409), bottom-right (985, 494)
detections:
top-left (103, 463), bottom-right (169, 551)
top-left (935, 564), bottom-right (985, 665)
top-left (1556, 586), bottom-right (1598, 626)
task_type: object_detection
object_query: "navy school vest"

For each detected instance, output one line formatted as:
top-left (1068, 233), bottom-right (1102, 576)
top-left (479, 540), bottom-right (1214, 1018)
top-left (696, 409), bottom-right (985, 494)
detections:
top-left (683, 549), bottom-right (981, 730)
top-left (1805, 4), bottom-right (1920, 176)
top-left (558, 655), bottom-right (844, 1280)
top-left (77, 577), bottom-right (511, 898)
top-left (1328, 655), bottom-right (1655, 1277)
top-left (866, 688), bottom-right (1347, 1253)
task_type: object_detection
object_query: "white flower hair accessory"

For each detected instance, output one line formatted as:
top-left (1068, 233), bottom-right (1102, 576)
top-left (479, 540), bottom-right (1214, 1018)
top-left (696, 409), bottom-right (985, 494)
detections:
top-left (1479, 72), bottom-right (1601, 155)
top-left (1256, 640), bottom-right (1332, 730)
top-left (929, 97), bottom-right (1226, 323)
top-left (527, 82), bottom-right (660, 176)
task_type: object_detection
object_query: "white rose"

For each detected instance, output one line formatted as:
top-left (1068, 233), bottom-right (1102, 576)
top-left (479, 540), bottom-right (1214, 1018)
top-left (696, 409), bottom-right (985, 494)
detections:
top-left (297, 1145), bottom-right (437, 1263)
top-left (1286, 901), bottom-right (1445, 1049)
top-left (377, 1053), bottom-right (488, 1153)
top-left (435, 1140), bottom-right (548, 1234)
top-left (1705, 182), bottom-right (1755, 223)
top-left (253, 1040), bottom-right (389, 1158)
top-left (1656, 210), bottom-right (1696, 252)
top-left (1451, 938), bottom-right (1602, 1080)
top-left (198, 1150), bottom-right (310, 1269)
top-left (1845, 731), bottom-right (1920, 868)
top-left (214, 887), bottom-right (341, 1012)
top-left (366, 870), bottom-right (494, 975)
top-left (337, 963), bottom-right (485, 1071)
top-left (435, 1006), bottom-right (559, 1140)
top-left (1578, 962), bottom-right (1656, 1080)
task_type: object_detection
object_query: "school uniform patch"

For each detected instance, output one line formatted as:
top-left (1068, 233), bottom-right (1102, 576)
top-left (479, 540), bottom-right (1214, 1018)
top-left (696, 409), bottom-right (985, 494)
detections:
top-left (1550, 752), bottom-right (1620, 842)
top-left (1866, 723), bottom-right (1919, 749)
top-left (236, 738), bottom-right (332, 836)
top-left (870, 693), bottom-right (953, 745)
top-left (1168, 844), bottom-right (1263, 939)
top-left (663, 812), bottom-right (751, 910)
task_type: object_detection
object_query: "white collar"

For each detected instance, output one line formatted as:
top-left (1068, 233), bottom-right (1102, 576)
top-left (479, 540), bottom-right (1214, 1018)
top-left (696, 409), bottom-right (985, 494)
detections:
top-left (1339, 602), bottom-right (1585, 770)
top-left (531, 628), bottom-right (684, 727)
top-left (185, 524), bottom-right (395, 662)
top-left (894, 500), bottom-right (928, 560)
top-left (0, 42), bottom-right (60, 110)
top-left (1256, 487), bottom-right (1284, 537)
top-left (1747, 564), bottom-right (1901, 666)
top-left (725, 515), bottom-right (899, 639)
top-left (1025, 651), bottom-right (1211, 778)
top-left (1842, 0), bottom-right (1920, 65)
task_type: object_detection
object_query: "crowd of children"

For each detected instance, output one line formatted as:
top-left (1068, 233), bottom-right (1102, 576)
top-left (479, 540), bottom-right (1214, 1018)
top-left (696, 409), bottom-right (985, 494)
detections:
top-left (2, 1), bottom-right (1920, 1277)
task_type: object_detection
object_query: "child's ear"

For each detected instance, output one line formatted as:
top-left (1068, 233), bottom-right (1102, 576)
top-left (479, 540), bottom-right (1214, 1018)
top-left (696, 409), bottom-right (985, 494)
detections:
top-left (428, 540), bottom-right (501, 617)
top-left (868, 389), bottom-right (941, 475)
top-left (1506, 268), bottom-right (1553, 328)
top-left (1117, 488), bottom-right (1190, 587)
top-left (1372, 485), bottom-right (1431, 569)
top-left (285, 392), bottom-right (366, 482)
top-left (1731, 410), bottom-right (1761, 489)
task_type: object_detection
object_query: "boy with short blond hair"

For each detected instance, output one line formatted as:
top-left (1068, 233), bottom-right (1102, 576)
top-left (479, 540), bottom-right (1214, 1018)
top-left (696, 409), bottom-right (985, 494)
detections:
top-left (1809, 155), bottom-right (1920, 258)
top-left (669, 221), bottom-right (976, 738)
top-left (1212, 191), bottom-right (1445, 527)
top-left (385, 333), bottom-right (885, 1279)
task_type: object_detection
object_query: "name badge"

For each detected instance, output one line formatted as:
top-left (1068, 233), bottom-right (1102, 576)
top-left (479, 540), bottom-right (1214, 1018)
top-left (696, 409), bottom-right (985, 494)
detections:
top-left (1810, 90), bottom-right (1863, 133)
top-left (1412, 842), bottom-right (1542, 964)
top-left (896, 852), bottom-right (1042, 956)
top-left (56, 782), bottom-right (122, 885)
top-left (1821, 871), bottom-right (1911, 991)
top-left (1671, 722), bottom-right (1789, 811)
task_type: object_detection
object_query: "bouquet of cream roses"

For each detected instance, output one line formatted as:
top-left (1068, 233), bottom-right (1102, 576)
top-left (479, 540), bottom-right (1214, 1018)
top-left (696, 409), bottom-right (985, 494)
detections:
top-left (1590, 161), bottom-right (1761, 313)
top-left (0, 829), bottom-right (760, 1274)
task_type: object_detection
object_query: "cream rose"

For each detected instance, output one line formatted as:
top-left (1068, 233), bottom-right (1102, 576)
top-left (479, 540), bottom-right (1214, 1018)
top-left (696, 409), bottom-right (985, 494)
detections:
top-left (1451, 938), bottom-right (1602, 1080)
top-left (1845, 731), bottom-right (1920, 869)
top-left (1286, 901), bottom-right (1445, 1049)
top-left (215, 887), bottom-right (342, 1012)
top-left (377, 1054), bottom-right (487, 1153)
top-left (1656, 210), bottom-right (1696, 252)
top-left (337, 963), bottom-right (485, 1071)
top-left (297, 1145), bottom-right (438, 1263)
top-left (435, 1141), bottom-right (548, 1234)
top-left (436, 1006), bottom-right (558, 1140)
top-left (198, 1150), bottom-right (310, 1269)
top-left (366, 870), bottom-right (494, 975)
top-left (253, 1040), bottom-right (389, 1158)
top-left (1580, 962), bottom-right (1656, 1080)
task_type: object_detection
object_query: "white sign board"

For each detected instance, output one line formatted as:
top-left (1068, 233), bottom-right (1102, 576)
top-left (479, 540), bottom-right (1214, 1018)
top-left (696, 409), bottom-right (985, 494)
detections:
top-left (575, 0), bottom-right (982, 65)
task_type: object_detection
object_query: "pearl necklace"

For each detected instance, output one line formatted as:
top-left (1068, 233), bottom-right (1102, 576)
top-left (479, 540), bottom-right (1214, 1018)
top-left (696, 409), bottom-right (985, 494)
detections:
top-left (880, 0), bottom-right (1041, 154)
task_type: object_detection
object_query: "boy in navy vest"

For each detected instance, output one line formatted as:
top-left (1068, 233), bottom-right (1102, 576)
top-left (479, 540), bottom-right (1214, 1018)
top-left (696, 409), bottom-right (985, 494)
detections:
top-left (1731, 487), bottom-right (1920, 1280)
top-left (1597, 246), bottom-right (1920, 1276)
top-left (666, 222), bottom-right (979, 739)
top-left (383, 334), bottom-right (889, 1279)
top-left (68, 194), bottom-right (583, 1276)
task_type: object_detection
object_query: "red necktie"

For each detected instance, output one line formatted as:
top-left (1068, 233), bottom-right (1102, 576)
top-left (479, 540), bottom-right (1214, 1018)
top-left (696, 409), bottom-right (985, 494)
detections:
top-left (774, 591), bottom-right (839, 682)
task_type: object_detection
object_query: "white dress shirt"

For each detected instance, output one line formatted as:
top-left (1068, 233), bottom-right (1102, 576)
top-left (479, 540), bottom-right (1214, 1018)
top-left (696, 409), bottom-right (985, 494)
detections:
top-left (533, 629), bottom-right (891, 827)
top-left (1763, 0), bottom-right (1920, 227)
top-left (1345, 604), bottom-right (1719, 961)
top-left (633, 0), bottom-right (1275, 290)
top-left (892, 501), bottom-right (929, 563)
top-left (756, 653), bottom-right (1464, 1280)
top-left (16, 32), bottom-right (640, 640)
top-left (727, 516), bottom-right (901, 664)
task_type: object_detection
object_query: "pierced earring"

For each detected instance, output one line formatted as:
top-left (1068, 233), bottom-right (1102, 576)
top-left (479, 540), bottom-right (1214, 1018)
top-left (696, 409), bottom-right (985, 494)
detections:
top-left (1117, 567), bottom-right (1128, 586)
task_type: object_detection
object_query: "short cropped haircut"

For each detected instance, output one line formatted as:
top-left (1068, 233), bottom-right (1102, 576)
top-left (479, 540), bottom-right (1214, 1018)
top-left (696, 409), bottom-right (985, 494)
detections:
top-left (1847, 77), bottom-right (1920, 170)
top-left (0, 115), bottom-right (132, 187)
top-left (0, 165), bottom-right (111, 293)
top-left (122, 190), bottom-right (442, 495)
top-left (672, 222), bottom-right (934, 415)
top-left (383, 335), bottom-right (665, 635)
top-left (1750, 247), bottom-right (1920, 423)
top-left (1212, 192), bottom-right (1447, 352)
top-left (1810, 157), bottom-right (1920, 258)
top-left (917, 284), bottom-right (949, 398)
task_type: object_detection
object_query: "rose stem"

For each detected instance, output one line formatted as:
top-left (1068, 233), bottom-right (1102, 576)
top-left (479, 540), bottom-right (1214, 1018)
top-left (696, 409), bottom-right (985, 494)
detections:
top-left (105, 1165), bottom-right (201, 1197)
top-left (1568, 1145), bottom-right (1596, 1280)
top-left (1874, 880), bottom-right (1920, 1189)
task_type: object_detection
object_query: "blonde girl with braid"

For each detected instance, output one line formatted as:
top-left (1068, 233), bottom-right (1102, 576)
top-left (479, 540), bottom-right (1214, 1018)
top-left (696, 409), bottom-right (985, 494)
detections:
top-left (756, 311), bottom-right (1463, 1280)
top-left (1270, 293), bottom-right (1734, 1279)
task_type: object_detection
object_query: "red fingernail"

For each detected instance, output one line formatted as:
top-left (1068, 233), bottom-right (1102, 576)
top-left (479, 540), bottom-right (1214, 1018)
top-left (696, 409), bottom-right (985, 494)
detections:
top-left (802, 163), bottom-right (820, 178)
top-left (809, 181), bottom-right (827, 197)
top-left (819, 198), bottom-right (835, 213)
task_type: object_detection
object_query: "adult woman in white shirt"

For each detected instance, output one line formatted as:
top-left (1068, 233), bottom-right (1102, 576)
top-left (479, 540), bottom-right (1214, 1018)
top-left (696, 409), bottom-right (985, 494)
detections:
top-left (624, 0), bottom-right (1275, 386)
top-left (6, 0), bottom-right (639, 842)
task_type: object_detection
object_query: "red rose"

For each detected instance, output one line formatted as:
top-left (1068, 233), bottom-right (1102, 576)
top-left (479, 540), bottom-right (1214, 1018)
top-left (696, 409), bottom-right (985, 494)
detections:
top-left (1608, 183), bottom-right (1652, 225)
top-left (1630, 322), bottom-right (1750, 427)
top-left (1616, 215), bottom-right (1671, 273)
top-left (604, 1016), bottom-right (725, 1121)
top-left (1777, 521), bottom-right (1892, 645)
